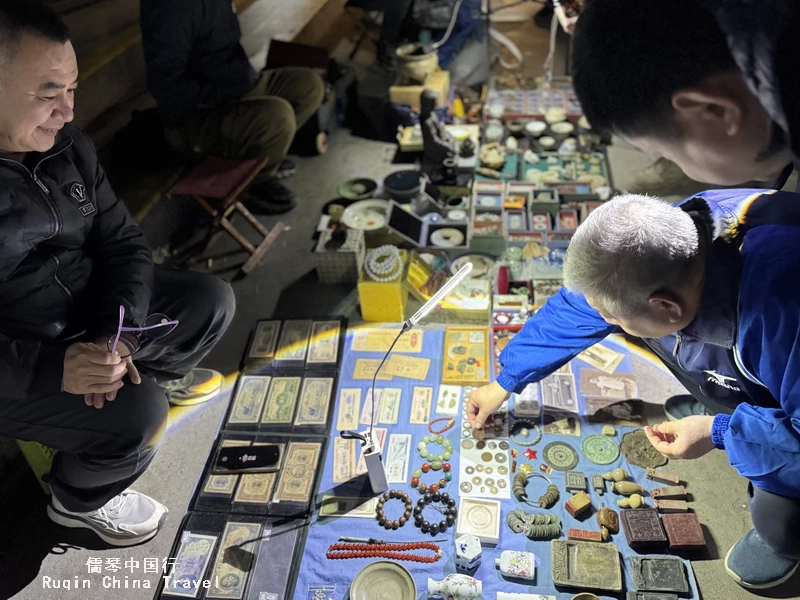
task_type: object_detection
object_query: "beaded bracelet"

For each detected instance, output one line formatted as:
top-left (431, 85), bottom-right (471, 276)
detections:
top-left (510, 420), bottom-right (542, 446)
top-left (428, 417), bottom-right (455, 435)
top-left (411, 462), bottom-right (452, 493)
top-left (417, 435), bottom-right (454, 467)
top-left (413, 491), bottom-right (458, 537)
top-left (375, 489), bottom-right (413, 530)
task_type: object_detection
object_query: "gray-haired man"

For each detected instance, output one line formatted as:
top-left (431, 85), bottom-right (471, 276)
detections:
top-left (468, 190), bottom-right (800, 588)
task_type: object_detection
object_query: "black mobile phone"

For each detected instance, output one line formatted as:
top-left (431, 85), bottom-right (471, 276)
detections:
top-left (213, 445), bottom-right (282, 474)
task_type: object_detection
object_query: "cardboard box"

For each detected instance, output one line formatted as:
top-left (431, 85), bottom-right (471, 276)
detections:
top-left (358, 250), bottom-right (409, 322)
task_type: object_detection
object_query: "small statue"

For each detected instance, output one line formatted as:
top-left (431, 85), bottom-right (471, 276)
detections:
top-left (421, 89), bottom-right (455, 171)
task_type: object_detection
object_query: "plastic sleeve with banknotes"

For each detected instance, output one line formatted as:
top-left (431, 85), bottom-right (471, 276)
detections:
top-left (496, 287), bottom-right (617, 393)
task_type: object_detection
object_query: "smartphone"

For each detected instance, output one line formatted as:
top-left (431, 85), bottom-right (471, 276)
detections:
top-left (213, 444), bottom-right (282, 474)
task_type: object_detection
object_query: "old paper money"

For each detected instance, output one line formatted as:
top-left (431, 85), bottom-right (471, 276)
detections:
top-left (378, 388), bottom-right (401, 424)
top-left (294, 377), bottom-right (333, 426)
top-left (260, 377), bottom-right (301, 424)
top-left (386, 433), bottom-right (411, 484)
top-left (273, 442), bottom-right (322, 503)
top-left (307, 320), bottom-right (341, 364)
top-left (203, 440), bottom-right (249, 495)
top-left (164, 532), bottom-right (218, 598)
top-left (335, 388), bottom-right (361, 431)
top-left (319, 496), bottom-right (378, 518)
top-left (577, 343), bottom-right (625, 374)
top-left (248, 321), bottom-right (280, 359)
top-left (386, 355), bottom-right (430, 380)
top-left (332, 437), bottom-right (356, 483)
top-left (359, 388), bottom-right (383, 426)
top-left (233, 443), bottom-right (281, 504)
top-left (409, 387), bottom-right (433, 424)
top-left (275, 319), bottom-right (311, 362)
top-left (351, 328), bottom-right (424, 353)
top-left (206, 521), bottom-right (261, 599)
top-left (352, 358), bottom-right (393, 380)
top-left (356, 428), bottom-right (387, 476)
top-left (228, 376), bottom-right (271, 425)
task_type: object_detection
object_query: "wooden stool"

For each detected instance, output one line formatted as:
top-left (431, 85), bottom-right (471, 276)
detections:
top-left (170, 156), bottom-right (285, 275)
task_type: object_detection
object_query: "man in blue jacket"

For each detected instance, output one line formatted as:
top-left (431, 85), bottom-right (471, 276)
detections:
top-left (468, 190), bottom-right (800, 589)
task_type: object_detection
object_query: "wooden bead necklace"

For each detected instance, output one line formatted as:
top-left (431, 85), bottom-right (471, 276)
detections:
top-left (326, 541), bottom-right (443, 563)
top-left (375, 489), bottom-right (413, 529)
top-left (428, 417), bottom-right (455, 434)
top-left (413, 491), bottom-right (458, 537)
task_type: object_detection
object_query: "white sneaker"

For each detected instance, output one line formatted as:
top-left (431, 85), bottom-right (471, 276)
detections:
top-left (48, 489), bottom-right (168, 546)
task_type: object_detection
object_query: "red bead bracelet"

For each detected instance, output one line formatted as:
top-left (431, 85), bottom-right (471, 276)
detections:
top-left (326, 541), bottom-right (443, 563)
top-left (428, 417), bottom-right (455, 435)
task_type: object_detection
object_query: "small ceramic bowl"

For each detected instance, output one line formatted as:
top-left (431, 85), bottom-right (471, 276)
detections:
top-left (506, 120), bottom-right (526, 134)
top-left (539, 136), bottom-right (556, 149)
top-left (545, 107), bottom-right (568, 124)
top-left (550, 121), bottom-right (575, 138)
top-left (525, 120), bottom-right (547, 137)
top-left (485, 124), bottom-right (504, 143)
top-left (571, 594), bottom-right (601, 600)
top-left (577, 115), bottom-right (591, 130)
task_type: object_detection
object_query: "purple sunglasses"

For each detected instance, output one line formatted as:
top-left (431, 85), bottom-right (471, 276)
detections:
top-left (108, 305), bottom-right (179, 358)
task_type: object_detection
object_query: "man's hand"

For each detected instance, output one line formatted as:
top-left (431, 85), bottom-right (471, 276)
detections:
top-left (63, 341), bottom-right (141, 409)
top-left (644, 416), bottom-right (716, 459)
top-left (467, 382), bottom-right (511, 429)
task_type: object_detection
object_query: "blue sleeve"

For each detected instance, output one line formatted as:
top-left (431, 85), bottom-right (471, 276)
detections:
top-left (496, 287), bottom-right (616, 393)
top-left (719, 225), bottom-right (800, 497)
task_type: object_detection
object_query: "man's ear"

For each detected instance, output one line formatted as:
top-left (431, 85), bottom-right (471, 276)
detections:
top-left (649, 292), bottom-right (684, 323)
top-left (672, 88), bottom-right (743, 137)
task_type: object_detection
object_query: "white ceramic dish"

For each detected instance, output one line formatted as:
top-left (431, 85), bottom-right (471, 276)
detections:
top-left (350, 561), bottom-right (417, 600)
top-left (525, 120), bottom-right (547, 137)
top-left (551, 122), bottom-right (575, 136)
top-left (340, 199), bottom-right (391, 231)
top-left (539, 136), bottom-right (556, 149)
top-left (430, 228), bottom-right (466, 248)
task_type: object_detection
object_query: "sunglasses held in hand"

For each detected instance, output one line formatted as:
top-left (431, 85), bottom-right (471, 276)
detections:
top-left (108, 305), bottom-right (179, 358)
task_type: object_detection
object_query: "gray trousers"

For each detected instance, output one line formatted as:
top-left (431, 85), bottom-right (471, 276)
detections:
top-left (0, 269), bottom-right (235, 512)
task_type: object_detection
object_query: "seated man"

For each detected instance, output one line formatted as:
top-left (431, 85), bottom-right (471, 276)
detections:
top-left (468, 190), bottom-right (800, 589)
top-left (140, 0), bottom-right (325, 215)
top-left (0, 2), bottom-right (235, 545)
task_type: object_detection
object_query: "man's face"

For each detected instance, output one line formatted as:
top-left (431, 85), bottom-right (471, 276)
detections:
top-left (0, 33), bottom-right (77, 155)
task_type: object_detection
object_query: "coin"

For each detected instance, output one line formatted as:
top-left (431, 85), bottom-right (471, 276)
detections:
top-left (543, 441), bottom-right (580, 471)
top-left (489, 485), bottom-right (498, 495)
top-left (476, 464), bottom-right (484, 473)
top-left (481, 486), bottom-right (486, 493)
top-left (499, 441), bottom-right (509, 450)
top-left (460, 482), bottom-right (473, 493)
top-left (488, 441), bottom-right (498, 449)
top-left (582, 434), bottom-right (620, 465)
top-left (485, 467), bottom-right (494, 475)
top-left (498, 479), bottom-right (507, 489)
top-left (462, 430), bottom-right (470, 438)
top-left (481, 452), bottom-right (493, 462)
top-left (462, 440), bottom-right (474, 450)
top-left (476, 441), bottom-right (486, 450)
top-left (495, 453), bottom-right (507, 463)
top-left (472, 476), bottom-right (482, 485)
top-left (485, 478), bottom-right (495, 486)
top-left (465, 466), bottom-right (475, 475)
top-left (498, 466), bottom-right (508, 475)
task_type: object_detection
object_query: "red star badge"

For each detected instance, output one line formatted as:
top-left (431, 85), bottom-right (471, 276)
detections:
top-left (524, 448), bottom-right (537, 461)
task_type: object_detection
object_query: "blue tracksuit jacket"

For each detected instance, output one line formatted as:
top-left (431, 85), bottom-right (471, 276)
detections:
top-left (498, 189), bottom-right (800, 498)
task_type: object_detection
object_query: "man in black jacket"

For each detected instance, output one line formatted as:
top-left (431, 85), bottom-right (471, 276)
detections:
top-left (0, 2), bottom-right (235, 546)
top-left (140, 0), bottom-right (325, 215)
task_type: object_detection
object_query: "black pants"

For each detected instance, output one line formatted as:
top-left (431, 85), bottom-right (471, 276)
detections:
top-left (667, 364), bottom-right (800, 558)
top-left (0, 269), bottom-right (235, 512)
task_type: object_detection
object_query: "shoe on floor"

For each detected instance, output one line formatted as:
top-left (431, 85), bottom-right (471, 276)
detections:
top-left (248, 179), bottom-right (295, 205)
top-left (725, 529), bottom-right (800, 589)
top-left (163, 368), bottom-right (223, 406)
top-left (664, 395), bottom-right (709, 421)
top-left (275, 159), bottom-right (296, 180)
top-left (48, 489), bottom-right (168, 547)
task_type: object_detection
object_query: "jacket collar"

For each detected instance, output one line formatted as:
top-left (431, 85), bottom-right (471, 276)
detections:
top-left (679, 201), bottom-right (742, 348)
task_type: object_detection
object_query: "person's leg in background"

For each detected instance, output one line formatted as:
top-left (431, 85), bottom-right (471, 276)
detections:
top-left (725, 483), bottom-right (800, 588)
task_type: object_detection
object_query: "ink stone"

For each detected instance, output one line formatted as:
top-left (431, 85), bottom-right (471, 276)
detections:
top-left (661, 513), bottom-right (706, 550)
top-left (621, 509), bottom-right (666, 549)
top-left (630, 556), bottom-right (689, 594)
top-left (626, 594), bottom-right (679, 600)
top-left (566, 471), bottom-right (587, 493)
top-left (551, 540), bottom-right (623, 591)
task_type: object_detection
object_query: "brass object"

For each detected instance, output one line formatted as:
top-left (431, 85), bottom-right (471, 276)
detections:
top-left (620, 429), bottom-right (668, 469)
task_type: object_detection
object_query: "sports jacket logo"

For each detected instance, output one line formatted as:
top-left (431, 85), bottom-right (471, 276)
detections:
top-left (704, 370), bottom-right (741, 391)
top-left (69, 182), bottom-right (96, 217)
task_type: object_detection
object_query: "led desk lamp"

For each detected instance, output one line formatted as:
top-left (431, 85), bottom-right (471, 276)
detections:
top-left (341, 262), bottom-right (474, 494)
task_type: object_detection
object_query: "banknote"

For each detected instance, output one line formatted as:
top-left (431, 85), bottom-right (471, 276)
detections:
top-left (356, 428), bottom-right (387, 475)
top-left (359, 388), bottom-right (383, 426)
top-left (386, 355), bottom-right (430, 380)
top-left (332, 437), bottom-right (356, 483)
top-left (335, 388), bottom-right (361, 431)
top-left (294, 377), bottom-right (333, 426)
top-left (233, 443), bottom-right (281, 504)
top-left (275, 319), bottom-right (311, 362)
top-left (540, 373), bottom-right (577, 412)
top-left (352, 358), bottom-right (393, 380)
top-left (260, 377), bottom-right (301, 424)
top-left (385, 433), bottom-right (411, 484)
top-left (319, 496), bottom-right (378, 518)
top-left (273, 442), bottom-right (322, 503)
top-left (577, 343), bottom-right (625, 374)
top-left (307, 320), bottom-right (341, 365)
top-left (247, 321), bottom-right (280, 359)
top-left (163, 532), bottom-right (218, 598)
top-left (350, 328), bottom-right (424, 353)
top-left (203, 440), bottom-right (249, 495)
top-left (377, 388), bottom-right (401, 424)
top-left (409, 387), bottom-right (432, 424)
top-left (227, 376), bottom-right (271, 425)
top-left (206, 521), bottom-right (261, 599)
top-left (436, 385), bottom-right (462, 415)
